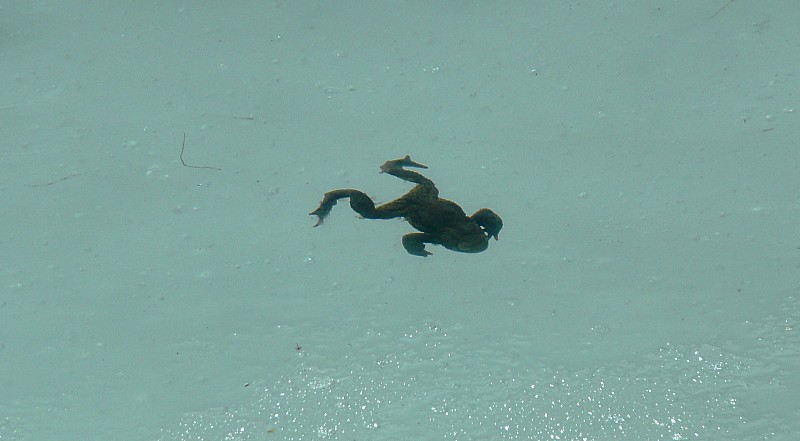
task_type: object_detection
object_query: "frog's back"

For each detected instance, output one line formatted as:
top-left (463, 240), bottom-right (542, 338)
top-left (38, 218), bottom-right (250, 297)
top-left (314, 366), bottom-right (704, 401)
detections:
top-left (404, 198), bottom-right (468, 235)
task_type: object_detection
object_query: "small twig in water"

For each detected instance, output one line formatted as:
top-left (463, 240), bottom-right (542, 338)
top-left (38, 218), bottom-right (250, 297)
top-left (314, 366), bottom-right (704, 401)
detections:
top-left (180, 133), bottom-right (221, 171)
top-left (24, 173), bottom-right (80, 187)
top-left (709, 0), bottom-right (734, 19)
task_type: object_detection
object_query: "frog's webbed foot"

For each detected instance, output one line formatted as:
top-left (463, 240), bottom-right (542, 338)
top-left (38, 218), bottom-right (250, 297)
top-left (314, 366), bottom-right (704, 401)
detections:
top-left (309, 192), bottom-right (339, 226)
top-left (379, 156), bottom-right (437, 194)
top-left (380, 155), bottom-right (427, 173)
top-left (402, 233), bottom-right (434, 257)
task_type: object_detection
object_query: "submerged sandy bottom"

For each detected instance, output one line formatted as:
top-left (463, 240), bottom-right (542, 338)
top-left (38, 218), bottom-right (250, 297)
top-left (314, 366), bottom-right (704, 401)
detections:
top-left (158, 296), bottom-right (798, 441)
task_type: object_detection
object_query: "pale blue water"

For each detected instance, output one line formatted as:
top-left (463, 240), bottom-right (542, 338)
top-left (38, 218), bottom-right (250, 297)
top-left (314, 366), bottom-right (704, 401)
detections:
top-left (2, 2), bottom-right (799, 440)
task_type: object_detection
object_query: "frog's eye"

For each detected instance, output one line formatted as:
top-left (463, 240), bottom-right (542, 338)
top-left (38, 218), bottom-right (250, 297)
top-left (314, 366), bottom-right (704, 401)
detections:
top-left (472, 209), bottom-right (503, 240)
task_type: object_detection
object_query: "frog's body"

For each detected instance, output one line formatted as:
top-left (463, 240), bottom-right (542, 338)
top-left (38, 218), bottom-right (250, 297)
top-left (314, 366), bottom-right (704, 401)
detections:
top-left (310, 156), bottom-right (502, 256)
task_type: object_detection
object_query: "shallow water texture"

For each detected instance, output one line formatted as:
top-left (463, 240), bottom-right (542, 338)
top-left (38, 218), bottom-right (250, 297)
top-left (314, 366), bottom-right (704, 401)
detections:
top-left (159, 297), bottom-right (799, 441)
top-left (3, 1), bottom-right (800, 440)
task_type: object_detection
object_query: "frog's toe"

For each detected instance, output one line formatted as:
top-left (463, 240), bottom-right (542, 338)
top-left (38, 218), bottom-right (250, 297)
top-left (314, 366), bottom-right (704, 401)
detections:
top-left (380, 156), bottom-right (428, 173)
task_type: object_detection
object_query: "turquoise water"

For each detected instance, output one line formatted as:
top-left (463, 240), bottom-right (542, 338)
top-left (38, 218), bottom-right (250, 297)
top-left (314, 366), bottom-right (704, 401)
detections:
top-left (2, 2), bottom-right (798, 440)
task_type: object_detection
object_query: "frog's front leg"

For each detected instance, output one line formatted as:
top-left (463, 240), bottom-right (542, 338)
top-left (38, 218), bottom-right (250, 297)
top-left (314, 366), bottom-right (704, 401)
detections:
top-left (402, 232), bottom-right (435, 257)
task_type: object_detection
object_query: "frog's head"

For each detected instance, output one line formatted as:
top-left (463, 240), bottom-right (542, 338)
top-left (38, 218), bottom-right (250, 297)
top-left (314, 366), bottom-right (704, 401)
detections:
top-left (471, 208), bottom-right (503, 240)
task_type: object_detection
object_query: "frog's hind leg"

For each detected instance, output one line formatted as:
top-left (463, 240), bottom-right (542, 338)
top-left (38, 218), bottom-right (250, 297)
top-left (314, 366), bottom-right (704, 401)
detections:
top-left (380, 156), bottom-right (438, 197)
top-left (310, 189), bottom-right (401, 227)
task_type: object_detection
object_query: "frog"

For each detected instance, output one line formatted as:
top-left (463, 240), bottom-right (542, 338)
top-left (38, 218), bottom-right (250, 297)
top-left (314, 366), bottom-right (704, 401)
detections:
top-left (310, 156), bottom-right (502, 256)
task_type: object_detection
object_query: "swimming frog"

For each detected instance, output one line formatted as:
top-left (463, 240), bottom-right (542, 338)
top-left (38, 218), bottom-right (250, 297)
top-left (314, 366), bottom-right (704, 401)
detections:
top-left (310, 156), bottom-right (502, 256)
